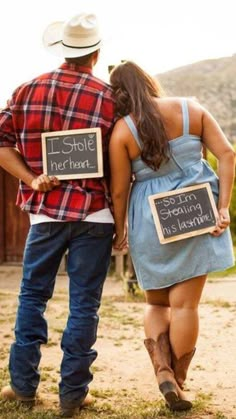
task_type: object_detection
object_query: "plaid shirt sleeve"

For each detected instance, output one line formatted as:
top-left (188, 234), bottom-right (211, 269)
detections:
top-left (0, 97), bottom-right (17, 147)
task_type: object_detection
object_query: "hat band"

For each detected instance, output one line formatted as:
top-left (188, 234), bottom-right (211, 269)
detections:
top-left (62, 40), bottom-right (101, 49)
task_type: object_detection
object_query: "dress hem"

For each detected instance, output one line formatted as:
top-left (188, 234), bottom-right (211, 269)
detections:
top-left (138, 261), bottom-right (235, 291)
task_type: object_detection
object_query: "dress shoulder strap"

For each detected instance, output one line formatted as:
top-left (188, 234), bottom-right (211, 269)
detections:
top-left (181, 98), bottom-right (190, 135)
top-left (123, 115), bottom-right (142, 148)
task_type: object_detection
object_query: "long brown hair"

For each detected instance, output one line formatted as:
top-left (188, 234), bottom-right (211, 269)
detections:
top-left (110, 61), bottom-right (169, 170)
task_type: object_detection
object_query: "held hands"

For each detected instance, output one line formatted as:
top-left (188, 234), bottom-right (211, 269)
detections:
top-left (211, 208), bottom-right (230, 236)
top-left (113, 225), bottom-right (128, 251)
top-left (30, 174), bottom-right (60, 192)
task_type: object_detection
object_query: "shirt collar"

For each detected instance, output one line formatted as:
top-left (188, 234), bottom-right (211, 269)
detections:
top-left (59, 62), bottom-right (93, 75)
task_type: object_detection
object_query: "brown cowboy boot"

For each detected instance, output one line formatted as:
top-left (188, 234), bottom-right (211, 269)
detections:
top-left (0, 385), bottom-right (36, 407)
top-left (171, 348), bottom-right (196, 389)
top-left (144, 333), bottom-right (192, 411)
top-left (60, 392), bottom-right (95, 417)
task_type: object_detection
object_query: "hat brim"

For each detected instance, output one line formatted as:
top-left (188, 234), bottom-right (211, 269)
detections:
top-left (42, 21), bottom-right (102, 58)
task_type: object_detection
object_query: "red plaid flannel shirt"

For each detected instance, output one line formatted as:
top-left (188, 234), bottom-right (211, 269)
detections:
top-left (0, 63), bottom-right (115, 220)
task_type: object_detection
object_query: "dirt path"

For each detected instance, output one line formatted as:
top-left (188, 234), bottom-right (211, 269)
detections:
top-left (0, 266), bottom-right (236, 418)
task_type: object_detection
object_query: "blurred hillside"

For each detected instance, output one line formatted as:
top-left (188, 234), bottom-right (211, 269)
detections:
top-left (157, 54), bottom-right (236, 143)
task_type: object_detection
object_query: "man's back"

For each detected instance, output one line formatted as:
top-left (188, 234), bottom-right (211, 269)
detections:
top-left (0, 63), bottom-right (115, 220)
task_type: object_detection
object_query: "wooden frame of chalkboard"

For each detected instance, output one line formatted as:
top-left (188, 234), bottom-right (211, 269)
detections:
top-left (41, 128), bottom-right (103, 180)
top-left (148, 183), bottom-right (218, 244)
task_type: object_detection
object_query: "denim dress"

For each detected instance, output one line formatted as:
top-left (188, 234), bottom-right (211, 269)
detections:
top-left (125, 99), bottom-right (234, 290)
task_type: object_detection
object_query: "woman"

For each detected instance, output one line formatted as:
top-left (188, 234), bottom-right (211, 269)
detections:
top-left (109, 61), bottom-right (235, 411)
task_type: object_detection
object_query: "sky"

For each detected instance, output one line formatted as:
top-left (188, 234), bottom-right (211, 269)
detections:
top-left (0, 0), bottom-right (235, 106)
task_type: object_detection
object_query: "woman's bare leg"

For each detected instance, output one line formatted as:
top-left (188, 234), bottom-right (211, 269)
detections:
top-left (168, 275), bottom-right (207, 393)
top-left (144, 288), bottom-right (170, 338)
top-left (169, 275), bottom-right (207, 358)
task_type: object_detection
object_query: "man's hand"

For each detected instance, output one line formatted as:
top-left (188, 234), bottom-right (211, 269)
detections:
top-left (31, 175), bottom-right (60, 192)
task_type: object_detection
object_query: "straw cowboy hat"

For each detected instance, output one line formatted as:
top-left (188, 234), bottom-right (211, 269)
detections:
top-left (43, 13), bottom-right (102, 58)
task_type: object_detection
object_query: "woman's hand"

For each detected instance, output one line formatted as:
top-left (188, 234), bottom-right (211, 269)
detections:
top-left (211, 208), bottom-right (230, 236)
top-left (113, 226), bottom-right (128, 251)
top-left (31, 174), bottom-right (60, 192)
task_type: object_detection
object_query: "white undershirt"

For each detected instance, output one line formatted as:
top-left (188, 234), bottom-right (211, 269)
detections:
top-left (29, 208), bottom-right (114, 225)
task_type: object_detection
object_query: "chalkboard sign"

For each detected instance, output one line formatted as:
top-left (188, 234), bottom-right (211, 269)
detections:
top-left (41, 128), bottom-right (103, 180)
top-left (148, 183), bottom-right (218, 244)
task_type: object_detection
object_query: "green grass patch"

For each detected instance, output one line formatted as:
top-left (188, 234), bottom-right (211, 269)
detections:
top-left (0, 380), bottom-right (228, 419)
top-left (202, 298), bottom-right (234, 308)
top-left (99, 300), bottom-right (141, 329)
top-left (0, 391), bottom-right (214, 419)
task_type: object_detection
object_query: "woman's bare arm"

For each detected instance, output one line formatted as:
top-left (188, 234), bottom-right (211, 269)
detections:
top-left (109, 120), bottom-right (132, 249)
top-left (201, 107), bottom-right (236, 233)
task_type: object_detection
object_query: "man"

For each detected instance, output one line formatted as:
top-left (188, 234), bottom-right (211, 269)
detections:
top-left (0, 13), bottom-right (115, 417)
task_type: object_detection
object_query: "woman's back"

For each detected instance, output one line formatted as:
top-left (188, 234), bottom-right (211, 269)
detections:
top-left (119, 98), bottom-right (204, 163)
top-left (124, 98), bottom-right (204, 183)
top-left (154, 97), bottom-right (202, 142)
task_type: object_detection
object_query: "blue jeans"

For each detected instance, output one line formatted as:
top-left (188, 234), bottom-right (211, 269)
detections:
top-left (9, 221), bottom-right (113, 407)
